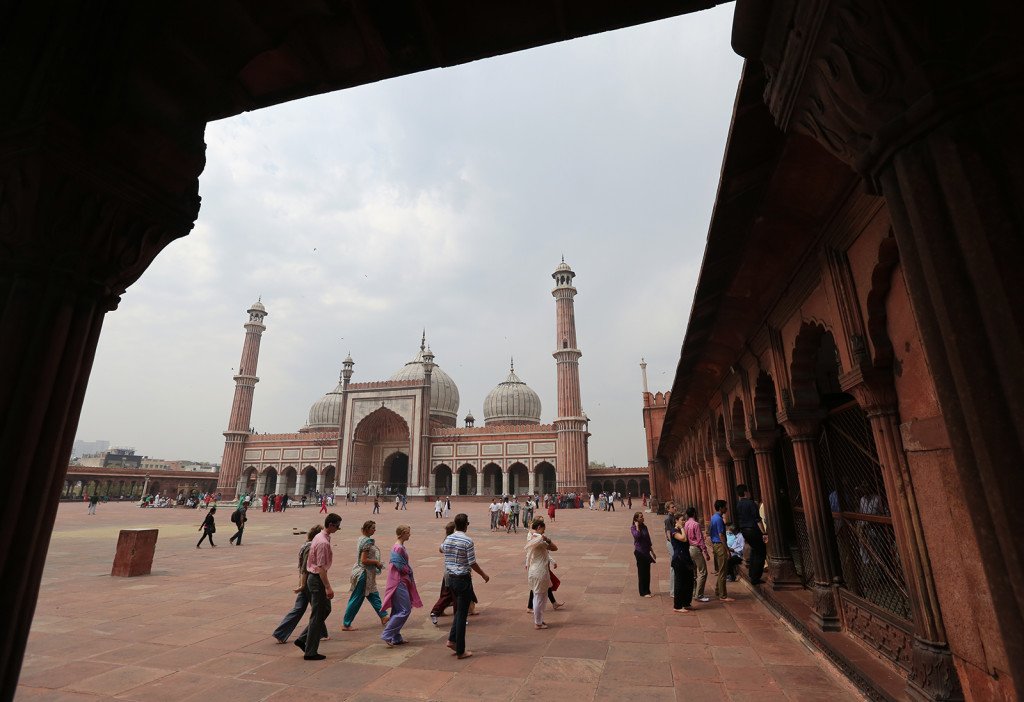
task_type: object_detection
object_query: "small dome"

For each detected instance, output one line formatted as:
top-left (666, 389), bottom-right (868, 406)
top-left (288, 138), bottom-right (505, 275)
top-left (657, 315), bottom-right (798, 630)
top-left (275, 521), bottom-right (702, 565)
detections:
top-left (483, 363), bottom-right (541, 426)
top-left (307, 380), bottom-right (343, 430)
top-left (249, 299), bottom-right (266, 313)
top-left (388, 342), bottom-right (460, 425)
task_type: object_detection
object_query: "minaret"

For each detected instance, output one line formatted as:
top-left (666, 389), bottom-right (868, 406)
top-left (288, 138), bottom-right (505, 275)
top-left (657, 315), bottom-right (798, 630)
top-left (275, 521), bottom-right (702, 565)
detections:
top-left (552, 259), bottom-right (587, 493)
top-left (216, 299), bottom-right (267, 499)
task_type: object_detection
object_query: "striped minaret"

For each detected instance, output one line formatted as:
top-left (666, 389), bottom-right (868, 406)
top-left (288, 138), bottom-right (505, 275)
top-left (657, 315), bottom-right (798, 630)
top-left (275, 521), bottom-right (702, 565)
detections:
top-left (552, 259), bottom-right (588, 493)
top-left (216, 299), bottom-right (267, 499)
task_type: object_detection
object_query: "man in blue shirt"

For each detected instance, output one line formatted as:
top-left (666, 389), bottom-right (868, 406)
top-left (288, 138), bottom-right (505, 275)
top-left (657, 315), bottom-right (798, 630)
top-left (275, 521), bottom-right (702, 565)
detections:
top-left (709, 500), bottom-right (734, 602)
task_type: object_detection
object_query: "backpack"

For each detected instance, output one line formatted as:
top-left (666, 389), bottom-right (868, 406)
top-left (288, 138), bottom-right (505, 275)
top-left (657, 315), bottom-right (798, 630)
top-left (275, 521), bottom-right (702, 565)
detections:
top-left (231, 509), bottom-right (242, 525)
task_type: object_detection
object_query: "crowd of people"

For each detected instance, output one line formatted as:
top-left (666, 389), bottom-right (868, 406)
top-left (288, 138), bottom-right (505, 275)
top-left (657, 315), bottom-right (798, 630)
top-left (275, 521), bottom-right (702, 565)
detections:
top-left (630, 483), bottom-right (767, 613)
top-left (187, 482), bottom-right (766, 662)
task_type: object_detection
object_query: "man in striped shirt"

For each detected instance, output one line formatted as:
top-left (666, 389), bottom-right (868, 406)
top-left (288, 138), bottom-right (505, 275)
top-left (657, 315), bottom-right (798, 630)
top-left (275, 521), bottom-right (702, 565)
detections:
top-left (442, 513), bottom-right (490, 659)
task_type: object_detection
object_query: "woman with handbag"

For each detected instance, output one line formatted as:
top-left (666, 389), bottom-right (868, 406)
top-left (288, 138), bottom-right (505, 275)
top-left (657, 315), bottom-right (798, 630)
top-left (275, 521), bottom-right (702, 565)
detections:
top-left (196, 507), bottom-right (217, 548)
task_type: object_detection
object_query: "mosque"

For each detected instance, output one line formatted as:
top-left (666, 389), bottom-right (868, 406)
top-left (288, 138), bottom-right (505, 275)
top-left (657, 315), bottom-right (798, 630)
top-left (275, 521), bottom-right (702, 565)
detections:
top-left (215, 260), bottom-right (590, 500)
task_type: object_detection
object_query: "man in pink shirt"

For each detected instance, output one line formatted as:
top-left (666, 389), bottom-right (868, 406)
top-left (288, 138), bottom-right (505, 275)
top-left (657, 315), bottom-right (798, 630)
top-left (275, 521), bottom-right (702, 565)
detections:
top-left (684, 507), bottom-right (711, 603)
top-left (294, 513), bottom-right (341, 660)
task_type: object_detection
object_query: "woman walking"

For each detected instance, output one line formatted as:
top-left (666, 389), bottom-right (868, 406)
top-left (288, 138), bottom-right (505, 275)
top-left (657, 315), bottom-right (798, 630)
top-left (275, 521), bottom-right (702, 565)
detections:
top-left (547, 496), bottom-right (556, 522)
top-left (272, 525), bottom-right (331, 643)
top-left (670, 513), bottom-right (696, 612)
top-left (630, 511), bottom-right (655, 596)
top-left (525, 517), bottom-right (558, 629)
top-left (196, 507), bottom-right (217, 548)
top-left (343, 521), bottom-right (390, 630)
top-left (380, 525), bottom-right (423, 646)
top-left (443, 496), bottom-right (451, 518)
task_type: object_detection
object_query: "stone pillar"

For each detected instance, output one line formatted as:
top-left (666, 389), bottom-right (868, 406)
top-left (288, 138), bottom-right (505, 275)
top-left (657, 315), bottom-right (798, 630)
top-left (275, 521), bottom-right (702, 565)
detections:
top-left (736, 2), bottom-right (1024, 691)
top-left (0, 117), bottom-right (202, 698)
top-left (713, 451), bottom-right (735, 519)
top-left (780, 414), bottom-right (840, 631)
top-left (846, 376), bottom-right (961, 700)
top-left (315, 472), bottom-right (324, 495)
top-left (749, 433), bottom-right (801, 589)
top-left (476, 470), bottom-right (485, 496)
top-left (528, 469), bottom-right (536, 496)
top-left (728, 441), bottom-right (752, 499)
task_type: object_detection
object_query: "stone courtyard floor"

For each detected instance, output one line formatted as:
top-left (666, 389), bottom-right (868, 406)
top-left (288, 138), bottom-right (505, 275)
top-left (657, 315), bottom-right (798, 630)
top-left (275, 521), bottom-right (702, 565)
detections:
top-left (15, 500), bottom-right (866, 701)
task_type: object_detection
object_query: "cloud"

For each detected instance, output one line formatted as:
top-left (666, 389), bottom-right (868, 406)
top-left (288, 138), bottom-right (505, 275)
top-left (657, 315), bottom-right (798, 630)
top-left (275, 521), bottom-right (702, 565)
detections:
top-left (76, 6), bottom-right (744, 467)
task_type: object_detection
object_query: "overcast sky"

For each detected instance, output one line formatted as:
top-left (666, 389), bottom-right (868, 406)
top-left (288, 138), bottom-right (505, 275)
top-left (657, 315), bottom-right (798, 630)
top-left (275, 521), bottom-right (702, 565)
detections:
top-left (75, 6), bottom-right (745, 468)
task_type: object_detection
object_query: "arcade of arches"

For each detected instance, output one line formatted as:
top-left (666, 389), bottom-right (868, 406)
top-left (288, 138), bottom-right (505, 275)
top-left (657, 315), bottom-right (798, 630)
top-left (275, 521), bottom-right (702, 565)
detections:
top-left (644, 42), bottom-right (1024, 701)
top-left (430, 460), bottom-right (571, 497)
top-left (4, 2), bottom-right (1023, 702)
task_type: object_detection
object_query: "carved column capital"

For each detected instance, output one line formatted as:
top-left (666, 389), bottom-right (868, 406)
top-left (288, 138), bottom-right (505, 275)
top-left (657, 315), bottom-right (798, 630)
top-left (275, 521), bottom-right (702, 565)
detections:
top-left (745, 0), bottom-right (1024, 189)
top-left (840, 367), bottom-right (898, 418)
top-left (778, 410), bottom-right (825, 441)
top-left (0, 125), bottom-right (203, 305)
top-left (748, 431), bottom-right (778, 454)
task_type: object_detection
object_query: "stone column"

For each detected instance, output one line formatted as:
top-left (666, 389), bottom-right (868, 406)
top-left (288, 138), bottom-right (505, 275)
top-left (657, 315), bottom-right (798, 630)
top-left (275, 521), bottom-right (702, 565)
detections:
top-left (0, 112), bottom-right (202, 697)
top-left (315, 472), bottom-right (324, 495)
top-left (528, 469), bottom-right (536, 496)
top-left (736, 2), bottom-right (1024, 690)
top-left (728, 441), bottom-right (752, 497)
top-left (476, 470), bottom-right (485, 496)
top-left (713, 451), bottom-right (735, 520)
top-left (846, 376), bottom-right (961, 701)
top-left (780, 413), bottom-right (840, 630)
top-left (749, 433), bottom-right (801, 589)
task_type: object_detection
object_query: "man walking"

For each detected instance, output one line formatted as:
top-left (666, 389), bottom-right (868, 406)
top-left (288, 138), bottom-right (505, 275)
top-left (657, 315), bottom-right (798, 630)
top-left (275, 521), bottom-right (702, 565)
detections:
top-left (684, 507), bottom-right (711, 602)
top-left (228, 504), bottom-right (248, 545)
top-left (294, 513), bottom-right (341, 660)
top-left (710, 500), bottom-right (734, 602)
top-left (442, 513), bottom-right (489, 659)
top-left (736, 484), bottom-right (768, 585)
top-left (87, 493), bottom-right (99, 515)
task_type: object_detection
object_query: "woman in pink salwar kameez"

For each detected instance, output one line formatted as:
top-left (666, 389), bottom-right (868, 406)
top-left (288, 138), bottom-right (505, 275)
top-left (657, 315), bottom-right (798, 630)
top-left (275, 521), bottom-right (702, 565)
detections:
top-left (380, 525), bottom-right (422, 646)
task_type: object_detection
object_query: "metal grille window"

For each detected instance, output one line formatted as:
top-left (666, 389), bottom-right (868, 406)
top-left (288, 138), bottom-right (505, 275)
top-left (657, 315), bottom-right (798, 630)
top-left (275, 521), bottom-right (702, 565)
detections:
top-left (817, 402), bottom-right (912, 621)
top-left (777, 438), bottom-right (814, 586)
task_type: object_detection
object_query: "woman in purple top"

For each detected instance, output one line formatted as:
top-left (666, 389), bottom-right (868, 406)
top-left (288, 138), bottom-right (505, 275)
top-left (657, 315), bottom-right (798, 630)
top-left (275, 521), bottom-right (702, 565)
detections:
top-left (630, 512), bottom-right (656, 597)
top-left (379, 525), bottom-right (422, 646)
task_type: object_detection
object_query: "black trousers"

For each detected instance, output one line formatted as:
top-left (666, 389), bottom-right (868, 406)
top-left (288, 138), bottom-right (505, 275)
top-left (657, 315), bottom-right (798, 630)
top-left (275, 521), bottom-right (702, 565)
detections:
top-left (672, 561), bottom-right (695, 609)
top-left (297, 572), bottom-right (331, 656)
top-left (741, 528), bottom-right (767, 582)
top-left (196, 530), bottom-right (214, 547)
top-left (447, 576), bottom-right (473, 656)
top-left (229, 526), bottom-right (244, 544)
top-left (634, 550), bottom-right (652, 596)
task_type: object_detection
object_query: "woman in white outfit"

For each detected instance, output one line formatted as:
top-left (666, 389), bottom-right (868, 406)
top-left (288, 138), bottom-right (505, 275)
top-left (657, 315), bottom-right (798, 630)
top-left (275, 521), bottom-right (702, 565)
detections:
top-left (524, 517), bottom-right (558, 630)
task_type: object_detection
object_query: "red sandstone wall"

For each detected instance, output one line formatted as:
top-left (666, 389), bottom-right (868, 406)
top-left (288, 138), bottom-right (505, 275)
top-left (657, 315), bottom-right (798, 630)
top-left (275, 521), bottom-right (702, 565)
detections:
top-left (886, 264), bottom-right (1013, 699)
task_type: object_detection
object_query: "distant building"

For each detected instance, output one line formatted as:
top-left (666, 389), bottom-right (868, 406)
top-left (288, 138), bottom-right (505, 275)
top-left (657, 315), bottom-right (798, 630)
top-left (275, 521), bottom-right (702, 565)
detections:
top-left (71, 439), bottom-right (109, 458)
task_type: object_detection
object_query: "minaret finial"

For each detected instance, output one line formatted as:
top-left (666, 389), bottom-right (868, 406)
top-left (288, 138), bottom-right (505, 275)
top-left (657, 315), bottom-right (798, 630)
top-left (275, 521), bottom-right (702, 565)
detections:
top-left (420, 329), bottom-right (426, 351)
top-left (561, 253), bottom-right (564, 263)
top-left (510, 356), bottom-right (515, 372)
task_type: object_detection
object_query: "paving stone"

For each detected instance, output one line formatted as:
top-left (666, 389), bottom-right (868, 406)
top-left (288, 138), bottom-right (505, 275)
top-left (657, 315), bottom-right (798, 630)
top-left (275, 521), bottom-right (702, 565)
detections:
top-left (16, 501), bottom-right (866, 702)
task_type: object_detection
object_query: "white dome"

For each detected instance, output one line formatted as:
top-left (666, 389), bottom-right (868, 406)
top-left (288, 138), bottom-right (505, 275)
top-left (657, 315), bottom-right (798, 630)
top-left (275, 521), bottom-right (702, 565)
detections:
top-left (483, 366), bottom-right (541, 426)
top-left (307, 380), bottom-right (343, 430)
top-left (388, 346), bottom-right (460, 425)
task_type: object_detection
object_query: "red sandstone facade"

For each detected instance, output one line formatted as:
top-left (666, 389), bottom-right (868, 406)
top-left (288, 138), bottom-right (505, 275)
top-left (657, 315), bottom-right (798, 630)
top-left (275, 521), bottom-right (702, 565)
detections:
top-left (4, 4), bottom-right (1023, 702)
top-left (648, 44), bottom-right (1023, 701)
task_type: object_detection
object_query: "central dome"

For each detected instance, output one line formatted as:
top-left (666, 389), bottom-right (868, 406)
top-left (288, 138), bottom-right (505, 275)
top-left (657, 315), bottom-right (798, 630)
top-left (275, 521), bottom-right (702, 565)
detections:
top-left (388, 342), bottom-right (460, 426)
top-left (483, 362), bottom-right (542, 426)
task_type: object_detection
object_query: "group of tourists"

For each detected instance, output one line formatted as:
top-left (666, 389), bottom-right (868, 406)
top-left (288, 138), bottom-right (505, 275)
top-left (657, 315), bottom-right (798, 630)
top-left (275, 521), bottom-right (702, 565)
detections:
top-left (630, 483), bottom-right (767, 612)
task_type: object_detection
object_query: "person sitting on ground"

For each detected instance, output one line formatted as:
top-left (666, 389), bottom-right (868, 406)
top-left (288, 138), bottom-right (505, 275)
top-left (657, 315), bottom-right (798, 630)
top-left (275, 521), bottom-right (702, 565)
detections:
top-left (725, 523), bottom-right (745, 582)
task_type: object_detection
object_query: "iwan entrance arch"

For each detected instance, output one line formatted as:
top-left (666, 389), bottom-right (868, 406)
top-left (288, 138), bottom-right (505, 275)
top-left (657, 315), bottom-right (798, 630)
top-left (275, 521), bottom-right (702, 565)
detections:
top-left (4, 3), bottom-right (1024, 701)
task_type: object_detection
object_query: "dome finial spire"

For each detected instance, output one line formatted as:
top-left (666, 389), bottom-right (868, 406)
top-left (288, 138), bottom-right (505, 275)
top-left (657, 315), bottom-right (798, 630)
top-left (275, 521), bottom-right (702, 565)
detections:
top-left (510, 356), bottom-right (515, 373)
top-left (420, 329), bottom-right (426, 351)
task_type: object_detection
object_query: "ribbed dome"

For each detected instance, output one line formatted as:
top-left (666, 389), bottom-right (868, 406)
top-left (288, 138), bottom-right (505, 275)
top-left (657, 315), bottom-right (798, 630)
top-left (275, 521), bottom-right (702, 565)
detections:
top-left (307, 380), bottom-right (343, 430)
top-left (483, 363), bottom-right (541, 426)
top-left (388, 343), bottom-right (460, 425)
